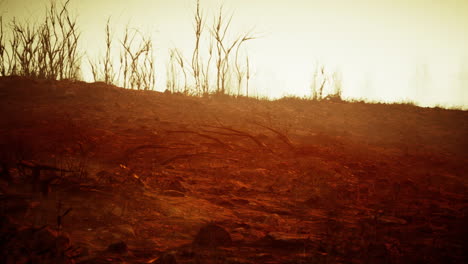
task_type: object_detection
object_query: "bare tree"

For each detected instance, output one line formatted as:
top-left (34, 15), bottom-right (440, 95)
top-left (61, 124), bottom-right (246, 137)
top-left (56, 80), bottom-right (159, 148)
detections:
top-left (211, 6), bottom-right (256, 94)
top-left (245, 55), bottom-right (250, 97)
top-left (311, 63), bottom-right (328, 100)
top-left (166, 49), bottom-right (178, 92)
top-left (191, 0), bottom-right (204, 95)
top-left (318, 66), bottom-right (328, 99)
top-left (234, 44), bottom-right (245, 96)
top-left (11, 19), bottom-right (39, 78)
top-left (173, 48), bottom-right (188, 94)
top-left (0, 16), bottom-right (7, 76)
top-left (311, 63), bottom-right (344, 101)
top-left (166, 1), bottom-right (257, 97)
top-left (329, 70), bottom-right (343, 101)
top-left (88, 17), bottom-right (116, 84)
top-left (119, 27), bottom-right (155, 90)
top-left (1, 0), bottom-right (81, 80)
top-left (45, 0), bottom-right (81, 80)
top-left (102, 18), bottom-right (115, 84)
top-left (200, 38), bottom-right (213, 95)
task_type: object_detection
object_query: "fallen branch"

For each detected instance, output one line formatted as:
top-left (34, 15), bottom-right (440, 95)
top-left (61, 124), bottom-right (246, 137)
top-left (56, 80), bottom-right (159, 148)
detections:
top-left (205, 125), bottom-right (272, 153)
top-left (122, 144), bottom-right (170, 164)
top-left (18, 160), bottom-right (74, 172)
top-left (165, 130), bottom-right (232, 149)
top-left (160, 152), bottom-right (217, 165)
top-left (253, 122), bottom-right (295, 150)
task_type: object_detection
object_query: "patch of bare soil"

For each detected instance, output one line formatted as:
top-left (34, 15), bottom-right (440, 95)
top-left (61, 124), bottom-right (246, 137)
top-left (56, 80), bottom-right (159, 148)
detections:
top-left (1, 76), bottom-right (467, 263)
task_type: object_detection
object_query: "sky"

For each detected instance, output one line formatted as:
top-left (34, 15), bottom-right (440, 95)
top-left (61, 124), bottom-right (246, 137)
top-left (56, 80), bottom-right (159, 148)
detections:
top-left (1, 0), bottom-right (468, 108)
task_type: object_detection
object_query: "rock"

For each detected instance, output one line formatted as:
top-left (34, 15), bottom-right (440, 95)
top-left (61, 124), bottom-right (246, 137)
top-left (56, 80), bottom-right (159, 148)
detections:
top-left (262, 213), bottom-right (286, 228)
top-left (31, 227), bottom-right (62, 252)
top-left (111, 205), bottom-right (124, 216)
top-left (55, 234), bottom-right (71, 251)
top-left (193, 223), bottom-right (232, 248)
top-left (236, 187), bottom-right (253, 196)
top-left (264, 232), bottom-right (312, 248)
top-left (156, 252), bottom-right (178, 264)
top-left (230, 232), bottom-right (245, 242)
top-left (231, 198), bottom-right (249, 205)
top-left (400, 179), bottom-right (418, 193)
top-left (107, 241), bottom-right (128, 254)
top-left (113, 224), bottom-right (136, 237)
top-left (224, 257), bottom-right (252, 264)
top-left (367, 242), bottom-right (391, 262)
top-left (164, 180), bottom-right (186, 193)
top-left (96, 224), bottom-right (135, 241)
top-left (1, 226), bottom-right (74, 264)
top-left (378, 216), bottom-right (407, 225)
top-left (214, 198), bottom-right (235, 208)
top-left (304, 194), bottom-right (324, 207)
top-left (254, 253), bottom-right (274, 261)
top-left (96, 170), bottom-right (113, 183)
top-left (162, 190), bottom-right (185, 197)
top-left (1, 196), bottom-right (34, 218)
top-left (0, 215), bottom-right (18, 233)
top-left (72, 246), bottom-right (89, 259)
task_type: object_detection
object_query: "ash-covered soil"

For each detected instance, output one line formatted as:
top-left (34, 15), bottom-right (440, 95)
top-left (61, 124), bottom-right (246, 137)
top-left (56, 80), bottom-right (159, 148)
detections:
top-left (0, 76), bottom-right (467, 263)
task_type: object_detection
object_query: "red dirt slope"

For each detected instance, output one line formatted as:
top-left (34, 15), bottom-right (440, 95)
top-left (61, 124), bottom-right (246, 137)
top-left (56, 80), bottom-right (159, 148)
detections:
top-left (0, 76), bottom-right (467, 264)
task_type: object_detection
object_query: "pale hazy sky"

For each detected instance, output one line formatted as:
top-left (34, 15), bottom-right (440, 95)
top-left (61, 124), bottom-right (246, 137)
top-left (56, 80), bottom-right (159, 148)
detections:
top-left (1, 0), bottom-right (468, 108)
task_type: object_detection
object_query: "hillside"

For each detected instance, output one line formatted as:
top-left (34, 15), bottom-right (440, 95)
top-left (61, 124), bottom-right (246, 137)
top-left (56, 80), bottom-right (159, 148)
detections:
top-left (0, 76), bottom-right (467, 264)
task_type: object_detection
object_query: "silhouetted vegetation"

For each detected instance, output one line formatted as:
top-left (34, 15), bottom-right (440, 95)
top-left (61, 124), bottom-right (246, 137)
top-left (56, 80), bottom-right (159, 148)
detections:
top-left (0, 0), bottom-right (81, 80)
top-left (0, 0), bottom-right (155, 90)
top-left (118, 27), bottom-right (155, 90)
top-left (167, 0), bottom-right (257, 96)
top-left (88, 18), bottom-right (116, 85)
top-left (0, 0), bottom-right (257, 95)
top-left (311, 63), bottom-right (343, 101)
top-left (89, 19), bottom-right (156, 91)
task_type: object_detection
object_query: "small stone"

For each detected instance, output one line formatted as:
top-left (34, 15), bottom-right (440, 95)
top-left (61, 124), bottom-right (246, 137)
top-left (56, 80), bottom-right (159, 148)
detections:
top-left (31, 227), bottom-right (60, 252)
top-left (264, 232), bottom-right (312, 248)
top-left (113, 224), bottom-right (136, 237)
top-left (193, 223), bottom-right (232, 248)
top-left (156, 252), bottom-right (178, 264)
top-left (107, 241), bottom-right (128, 254)
top-left (378, 216), bottom-right (407, 225)
top-left (162, 190), bottom-right (185, 197)
top-left (165, 180), bottom-right (186, 193)
top-left (304, 194), bottom-right (323, 207)
top-left (0, 215), bottom-right (18, 232)
top-left (55, 235), bottom-right (71, 251)
top-left (4, 226), bottom-right (74, 263)
top-left (262, 213), bottom-right (285, 227)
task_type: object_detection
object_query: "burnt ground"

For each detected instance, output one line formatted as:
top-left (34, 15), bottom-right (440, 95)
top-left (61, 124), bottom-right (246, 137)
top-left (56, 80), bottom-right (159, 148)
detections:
top-left (0, 76), bottom-right (467, 263)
